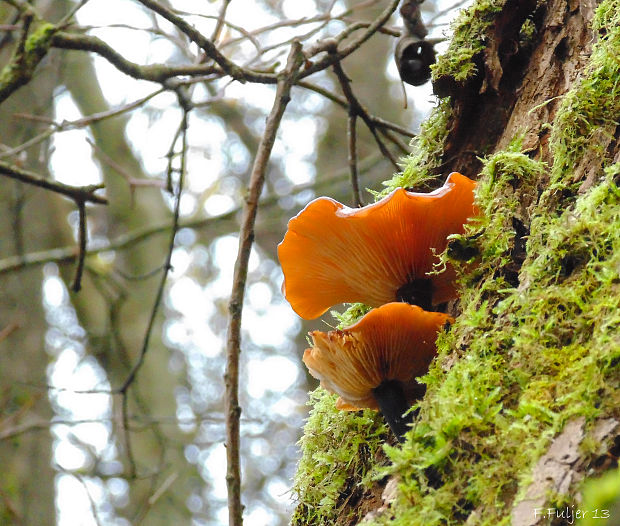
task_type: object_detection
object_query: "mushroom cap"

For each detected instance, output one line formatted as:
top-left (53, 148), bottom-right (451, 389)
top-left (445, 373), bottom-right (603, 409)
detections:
top-left (302, 302), bottom-right (453, 410)
top-left (278, 172), bottom-right (477, 319)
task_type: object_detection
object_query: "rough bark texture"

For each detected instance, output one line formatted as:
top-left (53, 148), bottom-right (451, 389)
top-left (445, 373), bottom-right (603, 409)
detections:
top-left (439, 0), bottom-right (598, 178)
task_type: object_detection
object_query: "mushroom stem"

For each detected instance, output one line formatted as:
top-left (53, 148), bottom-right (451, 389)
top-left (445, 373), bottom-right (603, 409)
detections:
top-left (396, 278), bottom-right (433, 311)
top-left (372, 379), bottom-right (416, 442)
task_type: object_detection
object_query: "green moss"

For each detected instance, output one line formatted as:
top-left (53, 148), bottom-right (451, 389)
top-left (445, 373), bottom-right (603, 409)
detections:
top-left (291, 1), bottom-right (620, 524)
top-left (548, 0), bottom-right (620, 187)
top-left (367, 162), bottom-right (619, 526)
top-left (0, 21), bottom-right (56, 101)
top-left (380, 99), bottom-right (454, 194)
top-left (24, 23), bottom-right (56, 57)
top-left (291, 388), bottom-right (387, 526)
top-left (331, 303), bottom-right (372, 329)
top-left (431, 0), bottom-right (504, 83)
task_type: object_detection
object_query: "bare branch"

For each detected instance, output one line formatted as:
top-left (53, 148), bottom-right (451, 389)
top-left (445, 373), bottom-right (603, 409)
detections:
top-left (300, 0), bottom-right (400, 78)
top-left (0, 159), bottom-right (107, 204)
top-left (347, 113), bottom-right (364, 206)
top-left (118, 112), bottom-right (188, 395)
top-left (211, 0), bottom-right (233, 43)
top-left (0, 322), bottom-right (19, 342)
top-left (298, 80), bottom-right (415, 138)
top-left (71, 200), bottom-right (87, 292)
top-left (116, 109), bottom-right (189, 480)
top-left (0, 154), bottom-right (386, 276)
top-left (134, 0), bottom-right (248, 82)
top-left (225, 41), bottom-right (303, 526)
top-left (331, 57), bottom-right (401, 170)
top-left (1, 90), bottom-right (164, 160)
top-left (0, 7), bottom-right (55, 103)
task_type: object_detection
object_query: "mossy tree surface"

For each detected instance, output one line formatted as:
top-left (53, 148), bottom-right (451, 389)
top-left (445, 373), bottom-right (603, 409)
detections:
top-left (292, 0), bottom-right (620, 524)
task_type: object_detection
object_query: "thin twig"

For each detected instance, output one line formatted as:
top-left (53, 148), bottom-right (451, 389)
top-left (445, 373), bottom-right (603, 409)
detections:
top-left (121, 391), bottom-right (137, 478)
top-left (71, 200), bottom-right (87, 292)
top-left (300, 0), bottom-right (400, 78)
top-left (148, 472), bottom-right (179, 506)
top-left (85, 138), bottom-right (165, 196)
top-left (380, 127), bottom-right (412, 156)
top-left (0, 413), bottom-right (262, 441)
top-left (347, 114), bottom-right (363, 206)
top-left (117, 116), bottom-right (187, 395)
top-left (134, 0), bottom-right (247, 81)
top-left (0, 153), bottom-right (387, 276)
top-left (298, 80), bottom-right (415, 138)
top-left (56, 0), bottom-right (89, 30)
top-left (331, 57), bottom-right (400, 170)
top-left (224, 41), bottom-right (303, 526)
top-left (211, 0), bottom-right (232, 43)
top-left (0, 322), bottom-right (19, 342)
top-left (117, 109), bottom-right (189, 478)
top-left (0, 160), bottom-right (107, 204)
top-left (51, 31), bottom-right (239, 83)
top-left (74, 472), bottom-right (104, 526)
top-left (428, 0), bottom-right (472, 25)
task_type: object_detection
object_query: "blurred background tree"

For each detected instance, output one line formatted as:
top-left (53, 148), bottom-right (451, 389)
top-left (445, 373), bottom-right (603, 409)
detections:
top-left (0, 0), bottom-right (454, 524)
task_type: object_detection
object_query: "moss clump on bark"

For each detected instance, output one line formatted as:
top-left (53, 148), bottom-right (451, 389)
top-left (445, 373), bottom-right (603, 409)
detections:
top-left (0, 21), bottom-right (56, 102)
top-left (549, 0), bottom-right (620, 188)
top-left (430, 0), bottom-right (503, 83)
top-left (291, 388), bottom-right (387, 526)
top-left (380, 99), bottom-right (453, 195)
top-left (373, 160), bottom-right (619, 525)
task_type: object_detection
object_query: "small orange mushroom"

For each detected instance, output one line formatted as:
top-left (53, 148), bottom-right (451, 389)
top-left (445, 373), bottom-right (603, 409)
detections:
top-left (303, 302), bottom-right (453, 440)
top-left (278, 172), bottom-right (477, 319)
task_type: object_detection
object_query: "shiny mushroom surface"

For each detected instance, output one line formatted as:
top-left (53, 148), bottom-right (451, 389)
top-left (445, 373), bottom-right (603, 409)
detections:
top-left (278, 172), bottom-right (477, 319)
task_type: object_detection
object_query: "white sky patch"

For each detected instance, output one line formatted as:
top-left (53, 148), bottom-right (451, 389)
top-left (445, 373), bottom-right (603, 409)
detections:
top-left (43, 275), bottom-right (68, 308)
top-left (204, 193), bottom-right (236, 215)
top-left (280, 117), bottom-right (319, 158)
top-left (283, 157), bottom-right (315, 185)
top-left (168, 276), bottom-right (209, 316)
top-left (247, 282), bottom-right (273, 311)
top-left (245, 505), bottom-right (277, 526)
top-left (212, 235), bottom-right (260, 279)
top-left (266, 477), bottom-right (292, 505)
top-left (77, 0), bottom-right (152, 29)
top-left (54, 440), bottom-right (90, 471)
top-left (187, 154), bottom-right (222, 192)
top-left (204, 444), bottom-right (228, 500)
top-left (50, 95), bottom-right (101, 186)
top-left (271, 396), bottom-right (300, 418)
top-left (224, 82), bottom-right (277, 112)
top-left (94, 56), bottom-right (160, 106)
top-left (244, 303), bottom-right (300, 347)
top-left (246, 356), bottom-right (298, 398)
top-left (42, 269), bottom-right (119, 526)
top-left (170, 247), bottom-right (192, 277)
top-left (56, 475), bottom-right (99, 526)
top-left (226, 2), bottom-right (279, 32)
top-left (281, 0), bottom-right (319, 19)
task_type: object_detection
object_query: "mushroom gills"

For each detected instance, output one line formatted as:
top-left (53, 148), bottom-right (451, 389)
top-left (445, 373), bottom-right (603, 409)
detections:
top-left (372, 379), bottom-right (421, 442)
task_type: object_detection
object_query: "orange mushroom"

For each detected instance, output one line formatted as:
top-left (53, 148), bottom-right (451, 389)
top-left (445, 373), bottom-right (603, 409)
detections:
top-left (278, 172), bottom-right (477, 319)
top-left (303, 302), bottom-right (453, 440)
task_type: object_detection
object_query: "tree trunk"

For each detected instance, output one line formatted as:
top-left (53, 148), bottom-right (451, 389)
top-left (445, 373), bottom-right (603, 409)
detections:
top-left (291, 1), bottom-right (620, 524)
top-left (0, 2), bottom-right (65, 523)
